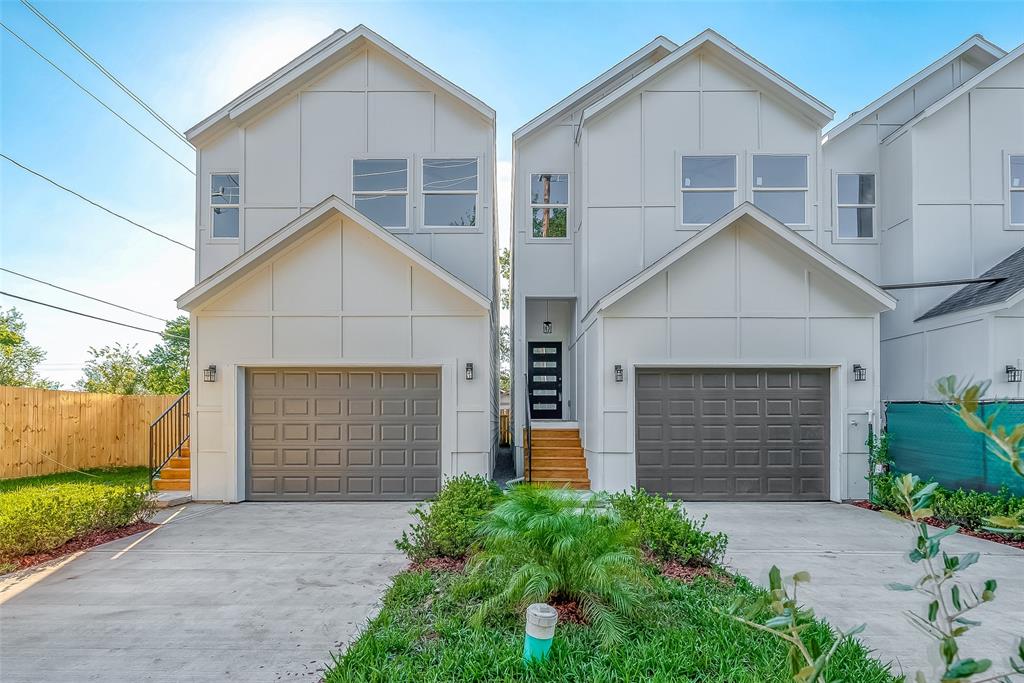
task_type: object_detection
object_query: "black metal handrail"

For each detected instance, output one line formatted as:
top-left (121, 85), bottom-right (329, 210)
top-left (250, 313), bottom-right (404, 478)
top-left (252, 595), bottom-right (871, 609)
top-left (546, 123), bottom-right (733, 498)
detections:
top-left (524, 373), bottom-right (533, 483)
top-left (150, 390), bottom-right (189, 482)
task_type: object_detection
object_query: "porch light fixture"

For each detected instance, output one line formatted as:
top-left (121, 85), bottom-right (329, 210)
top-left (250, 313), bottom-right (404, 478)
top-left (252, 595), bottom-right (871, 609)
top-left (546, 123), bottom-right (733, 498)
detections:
top-left (203, 365), bottom-right (217, 383)
top-left (852, 364), bottom-right (867, 382)
top-left (465, 362), bottom-right (474, 381)
top-left (614, 364), bottom-right (624, 383)
top-left (1006, 365), bottom-right (1022, 383)
top-left (542, 321), bottom-right (553, 334)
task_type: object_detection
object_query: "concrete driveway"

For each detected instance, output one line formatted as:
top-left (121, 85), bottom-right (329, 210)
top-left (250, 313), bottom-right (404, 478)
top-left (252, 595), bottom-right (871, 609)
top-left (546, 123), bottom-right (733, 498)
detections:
top-left (687, 502), bottom-right (1024, 680)
top-left (0, 502), bottom-right (412, 682)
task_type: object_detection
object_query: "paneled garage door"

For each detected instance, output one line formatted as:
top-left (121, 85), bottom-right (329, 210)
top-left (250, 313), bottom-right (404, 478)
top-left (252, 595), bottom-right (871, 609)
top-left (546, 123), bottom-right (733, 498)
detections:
top-left (635, 368), bottom-right (829, 501)
top-left (246, 368), bottom-right (442, 501)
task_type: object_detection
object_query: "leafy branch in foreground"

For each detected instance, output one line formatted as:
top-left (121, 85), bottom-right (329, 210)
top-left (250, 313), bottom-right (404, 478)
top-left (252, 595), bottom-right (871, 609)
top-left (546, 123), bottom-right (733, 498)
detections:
top-left (884, 473), bottom-right (1024, 683)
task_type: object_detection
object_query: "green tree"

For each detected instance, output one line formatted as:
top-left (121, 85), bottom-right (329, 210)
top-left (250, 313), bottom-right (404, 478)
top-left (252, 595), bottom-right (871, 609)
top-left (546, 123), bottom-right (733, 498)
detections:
top-left (0, 307), bottom-right (58, 389)
top-left (76, 343), bottom-right (147, 394)
top-left (143, 315), bottom-right (189, 395)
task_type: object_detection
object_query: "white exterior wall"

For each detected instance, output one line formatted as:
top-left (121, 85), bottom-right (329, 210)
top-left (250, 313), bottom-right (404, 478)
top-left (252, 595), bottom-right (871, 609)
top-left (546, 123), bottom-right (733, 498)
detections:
top-left (588, 220), bottom-right (882, 501)
top-left (190, 215), bottom-right (490, 501)
top-left (195, 45), bottom-right (496, 299)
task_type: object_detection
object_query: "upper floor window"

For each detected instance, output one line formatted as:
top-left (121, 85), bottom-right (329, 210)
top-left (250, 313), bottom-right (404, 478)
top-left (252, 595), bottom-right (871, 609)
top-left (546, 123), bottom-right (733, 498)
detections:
top-left (753, 155), bottom-right (807, 225)
top-left (681, 155), bottom-right (736, 225)
top-left (211, 173), bottom-right (239, 238)
top-left (423, 158), bottom-right (478, 228)
top-left (1011, 155), bottom-right (1024, 225)
top-left (353, 159), bottom-right (408, 229)
top-left (531, 173), bottom-right (568, 238)
top-left (836, 173), bottom-right (875, 239)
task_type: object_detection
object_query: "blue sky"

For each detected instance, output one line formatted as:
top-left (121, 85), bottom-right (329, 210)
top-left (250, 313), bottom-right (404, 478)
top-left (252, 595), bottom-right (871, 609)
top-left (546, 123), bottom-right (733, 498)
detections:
top-left (2, 0), bottom-right (1022, 387)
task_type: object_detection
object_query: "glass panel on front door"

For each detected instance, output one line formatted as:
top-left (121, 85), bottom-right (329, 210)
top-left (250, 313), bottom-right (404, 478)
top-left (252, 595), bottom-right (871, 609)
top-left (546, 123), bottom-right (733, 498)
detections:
top-left (528, 342), bottom-right (562, 419)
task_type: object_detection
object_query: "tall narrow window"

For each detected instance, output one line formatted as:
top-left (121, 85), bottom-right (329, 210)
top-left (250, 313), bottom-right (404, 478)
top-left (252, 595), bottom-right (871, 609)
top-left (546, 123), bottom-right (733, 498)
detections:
top-left (1011, 155), bottom-right (1024, 225)
top-left (681, 155), bottom-right (736, 225)
top-left (836, 173), bottom-right (875, 239)
top-left (753, 155), bottom-right (808, 224)
top-left (530, 173), bottom-right (568, 238)
top-left (423, 158), bottom-right (478, 228)
top-left (353, 159), bottom-right (408, 229)
top-left (211, 173), bottom-right (239, 238)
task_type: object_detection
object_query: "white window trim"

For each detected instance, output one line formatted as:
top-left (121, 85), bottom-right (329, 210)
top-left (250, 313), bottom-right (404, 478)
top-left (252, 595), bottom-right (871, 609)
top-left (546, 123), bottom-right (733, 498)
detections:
top-left (1008, 151), bottom-right (1024, 230)
top-left (526, 171), bottom-right (571, 242)
top-left (832, 170), bottom-right (879, 244)
top-left (750, 154), bottom-right (810, 227)
top-left (420, 155), bottom-right (482, 233)
top-left (351, 156), bottom-right (411, 233)
top-left (209, 170), bottom-right (241, 242)
top-left (677, 152), bottom-right (740, 228)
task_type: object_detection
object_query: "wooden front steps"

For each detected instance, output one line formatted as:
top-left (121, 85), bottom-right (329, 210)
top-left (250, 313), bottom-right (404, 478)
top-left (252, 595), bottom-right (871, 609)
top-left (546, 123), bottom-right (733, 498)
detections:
top-left (153, 441), bottom-right (190, 492)
top-left (524, 427), bottom-right (590, 490)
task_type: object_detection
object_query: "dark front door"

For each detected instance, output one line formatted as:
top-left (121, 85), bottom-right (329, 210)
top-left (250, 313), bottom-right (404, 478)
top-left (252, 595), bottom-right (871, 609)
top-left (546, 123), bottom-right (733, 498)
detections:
top-left (528, 341), bottom-right (562, 419)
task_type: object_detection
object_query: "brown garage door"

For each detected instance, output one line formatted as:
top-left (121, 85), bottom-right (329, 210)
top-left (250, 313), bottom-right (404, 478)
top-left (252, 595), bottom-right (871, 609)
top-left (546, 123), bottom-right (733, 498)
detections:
top-left (246, 367), bottom-right (441, 501)
top-left (635, 368), bottom-right (829, 501)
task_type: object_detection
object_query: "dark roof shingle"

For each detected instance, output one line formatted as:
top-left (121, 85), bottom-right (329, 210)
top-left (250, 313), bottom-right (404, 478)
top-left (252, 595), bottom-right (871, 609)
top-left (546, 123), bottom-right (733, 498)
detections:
top-left (916, 245), bottom-right (1024, 321)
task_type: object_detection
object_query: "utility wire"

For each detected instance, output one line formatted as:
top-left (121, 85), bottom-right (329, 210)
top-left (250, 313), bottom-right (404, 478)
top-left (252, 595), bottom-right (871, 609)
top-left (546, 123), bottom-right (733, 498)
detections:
top-left (0, 291), bottom-right (189, 342)
top-left (0, 21), bottom-right (195, 175)
top-left (0, 267), bottom-right (169, 323)
top-left (1, 153), bottom-right (194, 250)
top-left (20, 0), bottom-right (193, 148)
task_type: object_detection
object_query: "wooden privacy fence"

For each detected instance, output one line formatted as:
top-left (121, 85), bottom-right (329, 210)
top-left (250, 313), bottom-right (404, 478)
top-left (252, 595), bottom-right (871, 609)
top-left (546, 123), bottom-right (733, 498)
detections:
top-left (499, 408), bottom-right (511, 447)
top-left (0, 387), bottom-right (178, 479)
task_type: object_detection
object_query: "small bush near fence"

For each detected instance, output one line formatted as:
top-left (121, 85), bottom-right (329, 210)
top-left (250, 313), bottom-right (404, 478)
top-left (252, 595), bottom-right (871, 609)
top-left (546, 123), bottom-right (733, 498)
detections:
top-left (872, 471), bottom-right (1024, 533)
top-left (0, 483), bottom-right (154, 564)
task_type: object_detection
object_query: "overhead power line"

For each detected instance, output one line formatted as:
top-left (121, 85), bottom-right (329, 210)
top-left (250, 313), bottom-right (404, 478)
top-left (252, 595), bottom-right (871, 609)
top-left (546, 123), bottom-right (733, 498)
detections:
top-left (20, 0), bottom-right (193, 148)
top-left (0, 267), bottom-right (168, 322)
top-left (1, 153), bottom-right (194, 250)
top-left (0, 21), bottom-right (195, 175)
top-left (0, 291), bottom-right (189, 342)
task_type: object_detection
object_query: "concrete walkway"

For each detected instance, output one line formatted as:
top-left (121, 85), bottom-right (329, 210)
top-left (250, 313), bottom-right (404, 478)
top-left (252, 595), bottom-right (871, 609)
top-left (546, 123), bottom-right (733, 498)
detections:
top-left (0, 502), bottom-right (412, 682)
top-left (686, 502), bottom-right (1024, 680)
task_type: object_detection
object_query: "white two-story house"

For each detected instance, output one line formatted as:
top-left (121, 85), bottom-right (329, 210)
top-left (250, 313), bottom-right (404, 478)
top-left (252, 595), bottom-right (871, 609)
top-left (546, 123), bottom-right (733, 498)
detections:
top-left (512, 30), bottom-right (896, 502)
top-left (173, 27), bottom-right (498, 502)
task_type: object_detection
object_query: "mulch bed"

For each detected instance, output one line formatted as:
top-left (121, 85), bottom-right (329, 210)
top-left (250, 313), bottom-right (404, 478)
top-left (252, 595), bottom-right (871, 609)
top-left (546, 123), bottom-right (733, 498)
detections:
top-left (850, 500), bottom-right (1024, 550)
top-left (3, 521), bottom-right (158, 574)
top-left (660, 560), bottom-right (734, 585)
top-left (409, 556), bottom-right (467, 573)
top-left (549, 597), bottom-right (588, 625)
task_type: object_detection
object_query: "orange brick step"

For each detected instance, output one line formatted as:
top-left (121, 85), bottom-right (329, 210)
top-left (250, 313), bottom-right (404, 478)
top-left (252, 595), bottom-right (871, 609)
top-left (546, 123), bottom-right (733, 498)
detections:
top-left (527, 478), bottom-right (591, 490)
top-left (153, 478), bottom-right (190, 491)
top-left (159, 467), bottom-right (190, 480)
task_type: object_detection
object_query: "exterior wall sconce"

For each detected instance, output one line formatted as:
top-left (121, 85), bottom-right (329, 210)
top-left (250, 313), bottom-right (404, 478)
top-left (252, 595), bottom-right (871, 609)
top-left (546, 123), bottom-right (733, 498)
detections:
top-left (542, 321), bottom-right (553, 334)
top-left (852, 364), bottom-right (867, 382)
top-left (1006, 365), bottom-right (1022, 383)
top-left (614, 364), bottom-right (624, 383)
top-left (203, 365), bottom-right (217, 383)
top-left (465, 362), bottom-right (474, 381)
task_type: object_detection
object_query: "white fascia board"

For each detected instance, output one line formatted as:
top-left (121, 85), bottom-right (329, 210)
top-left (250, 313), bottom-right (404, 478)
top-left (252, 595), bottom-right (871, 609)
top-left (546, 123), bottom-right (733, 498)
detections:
top-left (581, 29), bottom-right (835, 130)
top-left (582, 202), bottom-right (895, 325)
top-left (823, 34), bottom-right (1005, 144)
top-left (177, 196), bottom-right (490, 311)
top-left (882, 41), bottom-right (1024, 146)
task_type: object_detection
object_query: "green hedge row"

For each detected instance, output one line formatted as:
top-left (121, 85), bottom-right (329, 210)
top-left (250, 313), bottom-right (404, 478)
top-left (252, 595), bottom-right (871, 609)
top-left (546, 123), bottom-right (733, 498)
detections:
top-left (872, 472), bottom-right (1024, 531)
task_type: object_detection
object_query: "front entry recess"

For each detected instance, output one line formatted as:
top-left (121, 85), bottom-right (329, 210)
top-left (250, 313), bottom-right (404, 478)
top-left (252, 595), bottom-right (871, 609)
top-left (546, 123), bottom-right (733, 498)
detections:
top-left (528, 341), bottom-right (562, 419)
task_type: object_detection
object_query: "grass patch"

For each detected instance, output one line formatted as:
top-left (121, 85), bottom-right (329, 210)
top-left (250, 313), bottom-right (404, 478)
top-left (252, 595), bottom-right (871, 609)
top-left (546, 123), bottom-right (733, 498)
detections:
top-left (0, 467), bottom-right (149, 492)
top-left (326, 569), bottom-right (896, 683)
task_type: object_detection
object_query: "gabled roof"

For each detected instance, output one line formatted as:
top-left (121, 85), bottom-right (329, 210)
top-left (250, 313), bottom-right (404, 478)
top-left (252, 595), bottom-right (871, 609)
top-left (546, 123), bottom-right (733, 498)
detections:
top-left (176, 196), bottom-right (490, 311)
top-left (512, 36), bottom-right (676, 143)
top-left (186, 25), bottom-right (495, 145)
top-left (580, 29), bottom-right (835, 131)
top-left (883, 41), bottom-right (1024, 145)
top-left (823, 34), bottom-right (1004, 143)
top-left (917, 246), bottom-right (1024, 322)
top-left (583, 203), bottom-right (895, 323)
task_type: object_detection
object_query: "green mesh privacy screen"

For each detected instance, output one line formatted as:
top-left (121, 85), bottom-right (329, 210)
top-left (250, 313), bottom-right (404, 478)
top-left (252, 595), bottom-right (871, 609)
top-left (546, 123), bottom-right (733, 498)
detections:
top-left (885, 402), bottom-right (1024, 496)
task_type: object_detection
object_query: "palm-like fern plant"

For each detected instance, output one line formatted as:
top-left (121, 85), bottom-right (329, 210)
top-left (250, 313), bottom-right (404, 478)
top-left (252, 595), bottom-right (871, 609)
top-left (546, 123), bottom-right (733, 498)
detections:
top-left (467, 485), bottom-right (648, 647)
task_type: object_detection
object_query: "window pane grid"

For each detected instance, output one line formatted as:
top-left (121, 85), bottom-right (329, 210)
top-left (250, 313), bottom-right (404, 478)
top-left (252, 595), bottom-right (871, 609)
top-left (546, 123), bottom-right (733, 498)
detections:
top-left (1011, 156), bottom-right (1024, 225)
top-left (531, 173), bottom-right (569, 238)
top-left (835, 172), bottom-right (875, 239)
top-left (210, 173), bottom-right (239, 238)
top-left (424, 158), bottom-right (478, 228)
top-left (353, 159), bottom-right (408, 229)
top-left (752, 155), bottom-right (807, 224)
top-left (681, 155), bottom-right (736, 225)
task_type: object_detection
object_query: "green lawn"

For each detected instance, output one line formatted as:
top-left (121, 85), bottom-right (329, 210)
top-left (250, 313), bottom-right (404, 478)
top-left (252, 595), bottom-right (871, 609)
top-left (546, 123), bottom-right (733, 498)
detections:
top-left (326, 569), bottom-right (897, 683)
top-left (0, 467), bottom-right (149, 493)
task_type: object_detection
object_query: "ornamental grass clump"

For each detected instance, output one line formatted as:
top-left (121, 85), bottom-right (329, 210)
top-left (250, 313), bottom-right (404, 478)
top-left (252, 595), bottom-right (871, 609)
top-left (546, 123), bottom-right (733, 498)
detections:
top-left (467, 485), bottom-right (648, 647)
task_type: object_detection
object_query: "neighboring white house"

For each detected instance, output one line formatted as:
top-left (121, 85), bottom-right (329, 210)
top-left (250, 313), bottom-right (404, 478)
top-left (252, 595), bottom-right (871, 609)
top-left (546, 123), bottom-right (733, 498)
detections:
top-left (512, 30), bottom-right (896, 502)
top-left (823, 37), bottom-right (1024, 402)
top-left (175, 26), bottom-right (498, 502)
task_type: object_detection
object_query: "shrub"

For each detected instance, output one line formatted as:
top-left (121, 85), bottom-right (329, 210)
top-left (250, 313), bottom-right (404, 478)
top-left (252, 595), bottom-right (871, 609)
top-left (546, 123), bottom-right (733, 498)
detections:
top-left (609, 487), bottom-right (727, 566)
top-left (467, 485), bottom-right (648, 647)
top-left (871, 472), bottom-right (1024, 534)
top-left (395, 474), bottom-right (502, 562)
top-left (0, 483), bottom-right (154, 561)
